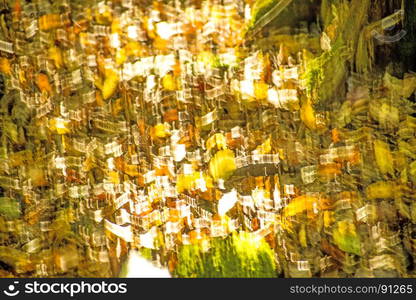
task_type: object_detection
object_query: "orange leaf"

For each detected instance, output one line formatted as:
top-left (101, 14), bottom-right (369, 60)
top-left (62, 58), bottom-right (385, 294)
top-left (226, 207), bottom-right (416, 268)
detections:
top-left (36, 73), bottom-right (52, 94)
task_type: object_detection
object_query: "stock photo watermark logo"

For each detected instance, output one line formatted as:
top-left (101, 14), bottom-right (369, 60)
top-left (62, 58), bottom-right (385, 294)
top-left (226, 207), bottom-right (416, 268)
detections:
top-left (3, 281), bottom-right (20, 297)
top-left (372, 9), bottom-right (407, 43)
top-left (2, 281), bottom-right (128, 297)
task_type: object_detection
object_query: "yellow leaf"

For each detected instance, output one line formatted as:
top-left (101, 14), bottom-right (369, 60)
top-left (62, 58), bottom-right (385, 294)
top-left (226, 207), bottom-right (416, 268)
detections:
top-left (39, 14), bottom-right (61, 31)
top-left (374, 140), bottom-right (394, 175)
top-left (197, 51), bottom-right (216, 68)
top-left (48, 46), bottom-right (63, 69)
top-left (323, 211), bottom-right (334, 227)
top-left (283, 195), bottom-right (318, 217)
top-left (28, 167), bottom-right (47, 187)
top-left (254, 81), bottom-right (268, 100)
top-left (49, 118), bottom-right (70, 134)
top-left (162, 74), bottom-right (177, 91)
top-left (153, 123), bottom-right (170, 139)
top-left (115, 48), bottom-right (127, 65)
top-left (209, 149), bottom-right (236, 181)
top-left (123, 164), bottom-right (140, 177)
top-left (206, 133), bottom-right (227, 151)
top-left (299, 225), bottom-right (307, 248)
top-left (366, 181), bottom-right (394, 199)
top-left (176, 174), bottom-right (195, 193)
top-left (300, 99), bottom-right (317, 130)
top-left (107, 171), bottom-right (120, 184)
top-left (111, 18), bottom-right (121, 34)
top-left (256, 137), bottom-right (271, 154)
top-left (102, 70), bottom-right (119, 100)
top-left (153, 36), bottom-right (168, 51)
top-left (124, 41), bottom-right (142, 57)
